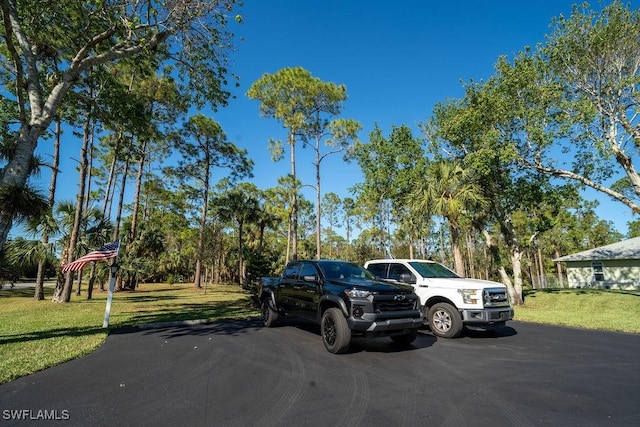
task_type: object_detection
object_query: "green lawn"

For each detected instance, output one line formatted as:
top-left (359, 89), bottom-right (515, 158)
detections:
top-left (514, 288), bottom-right (640, 333)
top-left (1, 284), bottom-right (638, 385)
top-left (0, 283), bottom-right (259, 384)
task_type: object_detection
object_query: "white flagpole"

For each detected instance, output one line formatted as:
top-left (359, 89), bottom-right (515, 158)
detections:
top-left (102, 241), bottom-right (121, 328)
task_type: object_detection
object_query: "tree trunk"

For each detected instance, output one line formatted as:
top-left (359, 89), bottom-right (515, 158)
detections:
top-left (114, 154), bottom-right (129, 291)
top-left (315, 136), bottom-right (321, 260)
top-left (491, 216), bottom-right (525, 306)
top-left (483, 244), bottom-right (490, 280)
top-left (98, 132), bottom-right (119, 295)
top-left (498, 266), bottom-right (519, 305)
top-left (34, 262), bottom-right (47, 301)
top-left (238, 221), bottom-right (244, 285)
top-left (114, 150), bottom-right (129, 240)
top-left (449, 224), bottom-right (465, 276)
top-left (102, 133), bottom-right (121, 218)
top-left (554, 247), bottom-right (564, 288)
top-left (510, 246), bottom-right (525, 305)
top-left (75, 271), bottom-right (83, 296)
top-left (87, 263), bottom-right (97, 299)
top-left (409, 232), bottom-right (415, 260)
top-left (35, 118), bottom-right (62, 300)
top-left (285, 212), bottom-right (292, 264)
top-left (289, 130), bottom-right (298, 260)
top-left (130, 141), bottom-right (147, 242)
top-left (482, 228), bottom-right (521, 304)
top-left (0, 126), bottom-right (41, 248)
top-left (537, 246), bottom-right (545, 288)
top-left (52, 111), bottom-right (91, 303)
top-left (100, 137), bottom-right (119, 297)
top-left (466, 232), bottom-right (475, 279)
top-left (438, 221), bottom-right (447, 264)
top-left (194, 153), bottom-right (210, 289)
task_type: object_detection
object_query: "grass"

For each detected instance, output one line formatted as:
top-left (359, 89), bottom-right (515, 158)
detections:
top-left (0, 282), bottom-right (259, 384)
top-left (514, 288), bottom-right (640, 333)
top-left (1, 284), bottom-right (639, 385)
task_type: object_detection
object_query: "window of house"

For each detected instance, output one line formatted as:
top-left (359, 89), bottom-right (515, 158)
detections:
top-left (591, 261), bottom-right (605, 282)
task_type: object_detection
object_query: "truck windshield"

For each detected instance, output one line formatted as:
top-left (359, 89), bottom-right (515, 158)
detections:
top-left (409, 261), bottom-right (460, 279)
top-left (317, 261), bottom-right (374, 280)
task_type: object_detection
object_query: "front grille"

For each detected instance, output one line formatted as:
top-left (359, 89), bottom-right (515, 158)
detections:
top-left (484, 288), bottom-right (510, 307)
top-left (375, 301), bottom-right (415, 312)
top-left (373, 294), bottom-right (416, 312)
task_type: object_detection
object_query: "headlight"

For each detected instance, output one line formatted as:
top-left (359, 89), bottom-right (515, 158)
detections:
top-left (346, 288), bottom-right (371, 298)
top-left (457, 289), bottom-right (479, 304)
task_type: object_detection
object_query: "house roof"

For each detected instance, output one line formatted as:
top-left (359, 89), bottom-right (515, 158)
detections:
top-left (554, 237), bottom-right (640, 262)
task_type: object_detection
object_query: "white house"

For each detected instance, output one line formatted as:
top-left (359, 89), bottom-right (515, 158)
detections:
top-left (554, 237), bottom-right (640, 290)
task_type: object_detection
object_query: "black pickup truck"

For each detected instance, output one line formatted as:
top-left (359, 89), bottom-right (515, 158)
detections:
top-left (258, 259), bottom-right (423, 353)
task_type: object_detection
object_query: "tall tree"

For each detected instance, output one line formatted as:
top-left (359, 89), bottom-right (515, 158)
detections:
top-left (306, 118), bottom-right (361, 259)
top-left (247, 67), bottom-right (360, 259)
top-left (0, 0), bottom-right (241, 249)
top-left (33, 115), bottom-right (61, 300)
top-left (172, 114), bottom-right (252, 288)
top-left (213, 183), bottom-right (260, 285)
top-left (271, 174), bottom-right (302, 264)
top-left (351, 124), bottom-right (424, 256)
top-left (496, 1), bottom-right (640, 214)
top-left (425, 82), bottom-right (529, 303)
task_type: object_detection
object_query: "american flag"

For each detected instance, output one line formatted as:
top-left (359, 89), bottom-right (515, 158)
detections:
top-left (62, 241), bottom-right (120, 272)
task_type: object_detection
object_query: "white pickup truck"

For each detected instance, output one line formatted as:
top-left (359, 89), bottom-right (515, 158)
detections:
top-left (364, 259), bottom-right (513, 338)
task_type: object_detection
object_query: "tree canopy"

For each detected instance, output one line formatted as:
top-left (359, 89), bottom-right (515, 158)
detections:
top-left (0, 1), bottom-right (634, 303)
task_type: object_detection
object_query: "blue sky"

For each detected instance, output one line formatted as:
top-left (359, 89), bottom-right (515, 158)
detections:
top-left (209, 0), bottom-right (635, 235)
top-left (29, 0), bottom-right (635, 238)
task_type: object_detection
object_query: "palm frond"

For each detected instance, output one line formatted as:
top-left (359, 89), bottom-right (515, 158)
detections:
top-left (0, 183), bottom-right (49, 223)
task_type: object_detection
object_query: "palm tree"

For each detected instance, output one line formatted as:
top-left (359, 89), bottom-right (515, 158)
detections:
top-left (51, 202), bottom-right (112, 301)
top-left (409, 160), bottom-right (487, 276)
top-left (14, 211), bottom-right (62, 299)
top-left (3, 237), bottom-right (57, 284)
top-left (0, 183), bottom-right (49, 250)
top-left (213, 185), bottom-right (260, 286)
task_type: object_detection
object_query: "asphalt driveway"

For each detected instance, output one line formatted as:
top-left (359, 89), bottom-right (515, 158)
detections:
top-left (1, 320), bottom-right (639, 426)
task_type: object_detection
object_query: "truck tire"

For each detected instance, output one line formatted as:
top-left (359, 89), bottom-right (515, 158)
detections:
top-left (427, 303), bottom-right (463, 338)
top-left (321, 307), bottom-right (351, 354)
top-left (391, 328), bottom-right (418, 346)
top-left (261, 298), bottom-right (278, 327)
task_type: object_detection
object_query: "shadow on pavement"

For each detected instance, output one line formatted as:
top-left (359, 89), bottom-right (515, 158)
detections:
top-left (109, 317), bottom-right (264, 339)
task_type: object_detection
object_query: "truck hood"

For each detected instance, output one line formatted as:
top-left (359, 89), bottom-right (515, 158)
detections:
top-left (326, 278), bottom-right (415, 293)
top-left (427, 277), bottom-right (507, 290)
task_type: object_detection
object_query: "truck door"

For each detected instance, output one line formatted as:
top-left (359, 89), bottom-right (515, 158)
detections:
top-left (279, 261), bottom-right (301, 312)
top-left (292, 261), bottom-right (321, 321)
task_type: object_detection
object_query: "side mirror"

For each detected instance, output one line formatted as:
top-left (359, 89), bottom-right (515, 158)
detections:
top-left (399, 272), bottom-right (416, 284)
top-left (303, 275), bottom-right (318, 282)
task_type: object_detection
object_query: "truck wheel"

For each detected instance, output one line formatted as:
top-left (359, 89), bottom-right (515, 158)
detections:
top-left (428, 303), bottom-right (463, 338)
top-left (321, 308), bottom-right (351, 354)
top-left (261, 298), bottom-right (278, 327)
top-left (391, 329), bottom-right (418, 346)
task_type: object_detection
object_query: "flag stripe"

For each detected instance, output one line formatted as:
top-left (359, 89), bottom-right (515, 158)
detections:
top-left (62, 241), bottom-right (120, 272)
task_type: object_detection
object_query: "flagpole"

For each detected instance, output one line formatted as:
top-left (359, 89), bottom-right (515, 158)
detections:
top-left (102, 241), bottom-right (121, 328)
